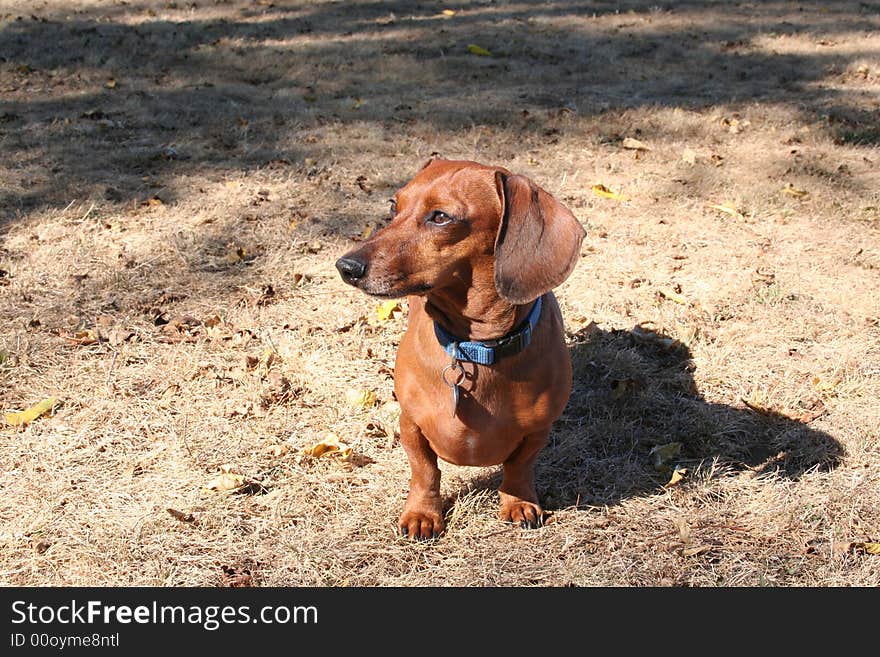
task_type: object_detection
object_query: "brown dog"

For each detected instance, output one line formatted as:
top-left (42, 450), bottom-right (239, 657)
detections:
top-left (336, 159), bottom-right (585, 539)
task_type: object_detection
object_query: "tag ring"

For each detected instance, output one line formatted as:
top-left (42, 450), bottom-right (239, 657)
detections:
top-left (441, 361), bottom-right (465, 388)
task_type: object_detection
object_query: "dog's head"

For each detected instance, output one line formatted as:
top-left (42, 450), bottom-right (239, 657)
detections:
top-left (335, 158), bottom-right (586, 304)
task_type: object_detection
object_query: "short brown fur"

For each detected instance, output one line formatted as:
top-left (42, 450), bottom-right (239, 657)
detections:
top-left (336, 159), bottom-right (586, 538)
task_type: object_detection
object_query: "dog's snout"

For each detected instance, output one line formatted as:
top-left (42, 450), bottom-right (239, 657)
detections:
top-left (335, 256), bottom-right (367, 283)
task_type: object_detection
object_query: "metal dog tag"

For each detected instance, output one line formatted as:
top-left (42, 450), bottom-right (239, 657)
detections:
top-left (441, 343), bottom-right (465, 418)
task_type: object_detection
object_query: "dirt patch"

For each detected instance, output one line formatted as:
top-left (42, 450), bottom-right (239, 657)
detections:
top-left (1, 0), bottom-right (878, 586)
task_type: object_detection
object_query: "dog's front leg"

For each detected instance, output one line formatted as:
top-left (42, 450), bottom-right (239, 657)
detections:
top-left (398, 411), bottom-right (445, 540)
top-left (498, 429), bottom-right (549, 529)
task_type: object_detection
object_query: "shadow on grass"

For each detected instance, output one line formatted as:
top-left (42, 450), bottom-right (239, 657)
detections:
top-left (453, 323), bottom-right (843, 512)
top-left (1, 0), bottom-right (878, 223)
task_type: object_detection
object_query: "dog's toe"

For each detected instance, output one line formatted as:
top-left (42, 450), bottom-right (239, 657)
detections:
top-left (398, 510), bottom-right (444, 540)
top-left (500, 500), bottom-right (545, 530)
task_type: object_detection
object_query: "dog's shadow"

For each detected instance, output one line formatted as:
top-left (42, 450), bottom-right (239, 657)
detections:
top-left (455, 324), bottom-right (843, 511)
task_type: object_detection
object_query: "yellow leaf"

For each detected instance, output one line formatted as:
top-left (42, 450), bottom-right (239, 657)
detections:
top-left (346, 388), bottom-right (377, 409)
top-left (225, 246), bottom-right (246, 263)
top-left (5, 397), bottom-right (58, 426)
top-left (105, 78), bottom-right (117, 89)
top-left (375, 299), bottom-right (402, 322)
top-left (782, 185), bottom-right (809, 198)
top-left (442, 9), bottom-right (456, 16)
top-left (657, 286), bottom-right (688, 305)
top-left (206, 465), bottom-right (246, 492)
top-left (352, 97), bottom-right (363, 110)
top-left (264, 444), bottom-right (290, 458)
top-left (303, 432), bottom-right (352, 459)
top-left (467, 44), bottom-right (492, 56)
top-left (649, 442), bottom-right (682, 471)
top-left (707, 202), bottom-right (744, 219)
top-left (853, 542), bottom-right (880, 555)
top-left (811, 376), bottom-right (837, 393)
top-left (622, 137), bottom-right (651, 151)
top-left (360, 224), bottom-right (374, 240)
top-left (591, 184), bottom-right (628, 201)
top-left (666, 466), bottom-right (688, 486)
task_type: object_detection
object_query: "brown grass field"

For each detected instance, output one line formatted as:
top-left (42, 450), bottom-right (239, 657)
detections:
top-left (1, 0), bottom-right (878, 587)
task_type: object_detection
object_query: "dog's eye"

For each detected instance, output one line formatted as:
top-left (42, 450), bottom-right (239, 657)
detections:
top-left (427, 210), bottom-right (454, 226)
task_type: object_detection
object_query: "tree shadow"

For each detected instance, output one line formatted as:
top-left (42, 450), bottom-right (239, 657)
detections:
top-left (1, 0), bottom-right (878, 224)
top-left (452, 323), bottom-right (843, 511)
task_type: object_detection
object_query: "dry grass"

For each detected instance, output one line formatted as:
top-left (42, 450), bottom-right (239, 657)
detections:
top-left (1, 0), bottom-right (878, 587)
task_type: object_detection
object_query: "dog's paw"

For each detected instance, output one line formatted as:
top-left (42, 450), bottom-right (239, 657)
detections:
top-left (398, 509), bottom-right (445, 541)
top-left (499, 500), bottom-right (545, 530)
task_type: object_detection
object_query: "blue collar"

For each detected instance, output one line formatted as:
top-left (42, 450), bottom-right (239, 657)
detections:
top-left (433, 296), bottom-right (543, 366)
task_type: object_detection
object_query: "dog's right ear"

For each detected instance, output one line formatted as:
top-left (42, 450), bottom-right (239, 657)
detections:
top-left (493, 172), bottom-right (586, 304)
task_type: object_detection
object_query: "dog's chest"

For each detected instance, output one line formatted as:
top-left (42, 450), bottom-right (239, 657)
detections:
top-left (396, 363), bottom-right (557, 466)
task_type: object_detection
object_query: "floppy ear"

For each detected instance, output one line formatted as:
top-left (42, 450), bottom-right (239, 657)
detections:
top-left (493, 172), bottom-right (586, 304)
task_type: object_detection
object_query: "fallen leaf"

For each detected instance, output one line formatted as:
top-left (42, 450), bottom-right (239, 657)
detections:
top-left (591, 184), bottom-right (628, 201)
top-left (206, 465), bottom-right (247, 492)
top-left (355, 175), bottom-right (372, 194)
top-left (852, 542), bottom-right (880, 555)
top-left (261, 372), bottom-right (297, 407)
top-left (375, 299), bottom-right (402, 322)
top-left (225, 245), bottom-right (246, 263)
top-left (105, 78), bottom-right (117, 89)
top-left (157, 384), bottom-right (180, 409)
top-left (666, 466), bottom-right (688, 486)
top-left (61, 329), bottom-right (101, 346)
top-left (352, 97), bottom-right (363, 110)
top-left (442, 9), bottom-right (456, 16)
top-left (265, 443), bottom-right (290, 458)
top-left (782, 184), bottom-right (809, 198)
top-left (622, 137), bottom-right (651, 151)
top-left (657, 286), bottom-right (688, 305)
top-left (346, 388), bottom-right (377, 409)
top-left (5, 397), bottom-right (58, 426)
top-left (673, 516), bottom-right (690, 543)
top-left (292, 272), bottom-right (311, 286)
top-left (360, 224), bottom-right (374, 240)
top-left (222, 565), bottom-right (255, 587)
top-left (303, 431), bottom-right (352, 459)
top-left (682, 148), bottom-right (697, 165)
top-left (108, 327), bottom-right (135, 346)
top-left (681, 545), bottom-right (711, 557)
top-left (649, 442), bottom-right (682, 471)
top-left (166, 508), bottom-right (195, 523)
top-left (364, 419), bottom-right (388, 437)
top-left (707, 202), bottom-right (744, 219)
top-left (811, 376), bottom-right (838, 393)
top-left (721, 116), bottom-right (750, 134)
top-left (467, 44), bottom-right (492, 56)
top-left (631, 323), bottom-right (681, 350)
top-left (793, 397), bottom-right (827, 423)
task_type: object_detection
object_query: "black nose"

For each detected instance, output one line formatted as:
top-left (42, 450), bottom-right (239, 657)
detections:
top-left (335, 256), bottom-right (367, 283)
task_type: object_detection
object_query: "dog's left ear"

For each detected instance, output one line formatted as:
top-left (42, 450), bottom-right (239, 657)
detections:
top-left (493, 172), bottom-right (586, 304)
